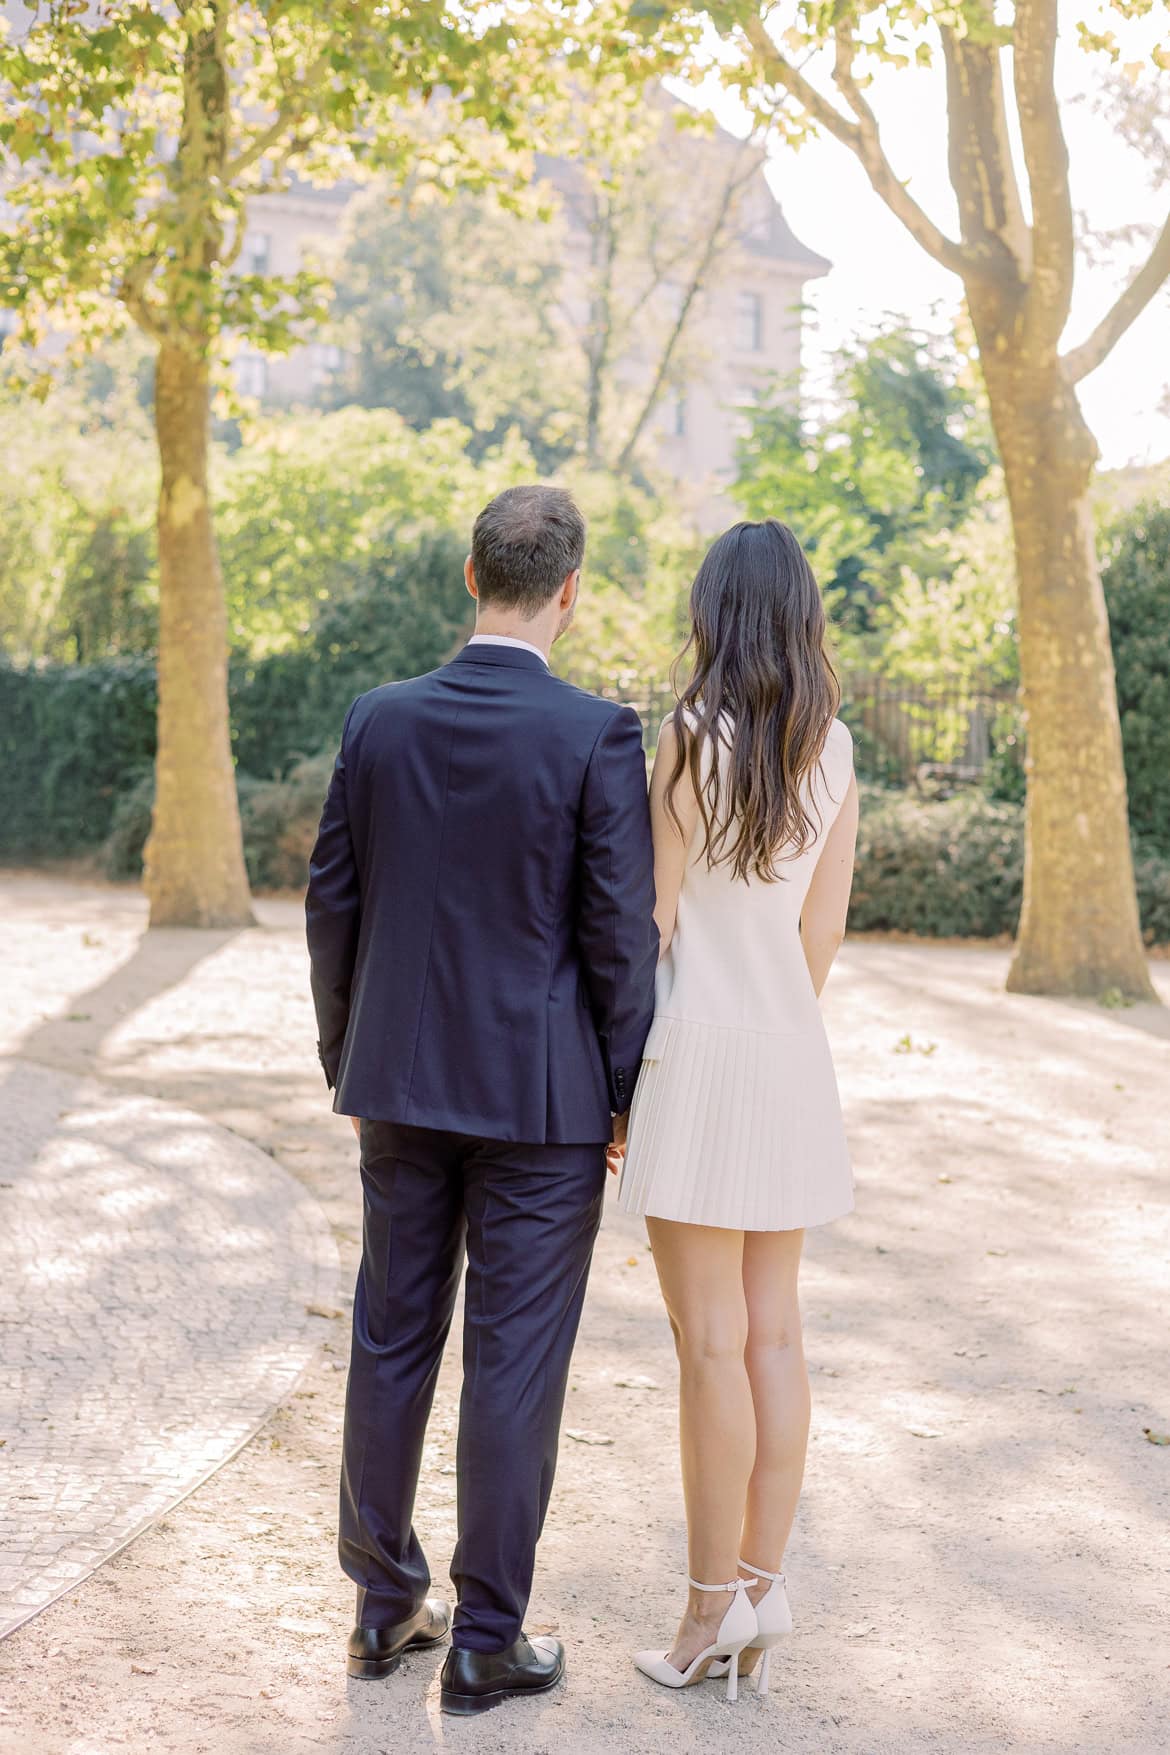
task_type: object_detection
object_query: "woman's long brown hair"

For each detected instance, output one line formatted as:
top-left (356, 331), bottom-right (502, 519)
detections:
top-left (665, 518), bottom-right (840, 882)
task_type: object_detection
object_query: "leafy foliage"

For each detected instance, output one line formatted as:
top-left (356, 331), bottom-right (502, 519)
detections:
top-left (213, 408), bottom-right (535, 654)
top-left (322, 182), bottom-right (579, 469)
top-left (734, 325), bottom-right (994, 643)
top-left (848, 787), bottom-right (1170, 945)
top-left (103, 755), bottom-right (336, 892)
top-left (1102, 500), bottom-right (1170, 856)
top-left (0, 376), bottom-right (157, 663)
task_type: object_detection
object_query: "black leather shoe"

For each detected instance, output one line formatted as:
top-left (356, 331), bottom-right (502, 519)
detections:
top-left (440, 1634), bottom-right (565, 1715)
top-left (346, 1598), bottom-right (452, 1679)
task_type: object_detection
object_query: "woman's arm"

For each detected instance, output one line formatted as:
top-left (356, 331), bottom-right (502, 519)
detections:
top-left (648, 718), bottom-right (699, 958)
top-left (800, 771), bottom-right (859, 996)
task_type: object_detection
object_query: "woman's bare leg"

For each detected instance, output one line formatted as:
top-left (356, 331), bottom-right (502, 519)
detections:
top-left (646, 1217), bottom-right (755, 1673)
top-left (739, 1226), bottom-right (809, 1584)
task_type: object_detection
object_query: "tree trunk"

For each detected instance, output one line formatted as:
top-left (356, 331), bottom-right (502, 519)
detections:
top-left (985, 356), bottom-right (1153, 998)
top-left (144, 343), bottom-right (254, 929)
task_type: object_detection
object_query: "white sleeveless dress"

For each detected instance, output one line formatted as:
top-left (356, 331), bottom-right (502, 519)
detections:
top-left (617, 715), bottom-right (855, 1232)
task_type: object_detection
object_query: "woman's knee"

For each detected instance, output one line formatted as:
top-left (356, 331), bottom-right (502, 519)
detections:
top-left (674, 1302), bottom-right (750, 1366)
top-left (745, 1308), bottom-right (802, 1360)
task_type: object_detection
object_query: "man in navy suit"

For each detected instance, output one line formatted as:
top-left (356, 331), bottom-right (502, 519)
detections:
top-left (306, 484), bottom-right (658, 1715)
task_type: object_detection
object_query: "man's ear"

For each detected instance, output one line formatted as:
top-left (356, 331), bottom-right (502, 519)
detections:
top-left (465, 555), bottom-right (478, 601)
top-left (561, 568), bottom-right (580, 609)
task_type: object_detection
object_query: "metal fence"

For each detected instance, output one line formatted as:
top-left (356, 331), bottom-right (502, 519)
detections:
top-left (837, 672), bottom-right (1021, 786)
top-left (612, 673), bottom-right (1021, 787)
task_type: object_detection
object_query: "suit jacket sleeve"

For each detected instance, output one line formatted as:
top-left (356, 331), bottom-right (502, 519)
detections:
top-left (576, 704), bottom-right (659, 1113)
top-left (305, 696), bottom-right (362, 1090)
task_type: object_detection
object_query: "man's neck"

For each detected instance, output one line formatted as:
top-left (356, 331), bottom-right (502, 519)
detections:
top-left (472, 614), bottom-right (554, 660)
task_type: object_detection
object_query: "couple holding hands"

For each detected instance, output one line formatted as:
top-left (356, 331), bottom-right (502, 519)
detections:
top-left (306, 483), bottom-right (857, 1715)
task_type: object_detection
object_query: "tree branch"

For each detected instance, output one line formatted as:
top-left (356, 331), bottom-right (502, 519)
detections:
top-left (224, 48), bottom-right (330, 182)
top-left (1013, 0), bottom-right (1075, 343)
top-left (118, 254), bottom-right (175, 345)
top-left (1063, 208), bottom-right (1170, 382)
top-left (617, 136), bottom-right (762, 473)
top-left (741, 13), bottom-right (971, 277)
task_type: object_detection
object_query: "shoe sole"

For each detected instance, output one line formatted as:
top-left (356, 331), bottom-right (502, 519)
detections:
top-left (440, 1667), bottom-right (564, 1716)
top-left (346, 1626), bottom-right (451, 1681)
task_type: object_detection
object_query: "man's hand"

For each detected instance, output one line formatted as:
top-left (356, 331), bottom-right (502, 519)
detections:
top-left (350, 1115), bottom-right (361, 1142)
top-left (606, 1109), bottom-right (628, 1177)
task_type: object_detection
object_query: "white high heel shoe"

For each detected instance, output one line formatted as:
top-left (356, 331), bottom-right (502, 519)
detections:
top-left (633, 1576), bottom-right (758, 1702)
top-left (708, 1558), bottom-right (792, 1695)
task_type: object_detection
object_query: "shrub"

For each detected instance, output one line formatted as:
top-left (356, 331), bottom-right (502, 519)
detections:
top-left (239, 756), bottom-right (335, 890)
top-left (0, 531), bottom-right (472, 859)
top-left (1102, 500), bottom-right (1170, 857)
top-left (0, 657), bottom-right (158, 857)
top-left (228, 528), bottom-right (472, 776)
top-left (848, 786), bottom-right (1170, 944)
top-left (95, 764), bottom-right (1170, 941)
top-left (847, 787), bottom-right (1024, 937)
top-left (102, 755), bottom-right (333, 890)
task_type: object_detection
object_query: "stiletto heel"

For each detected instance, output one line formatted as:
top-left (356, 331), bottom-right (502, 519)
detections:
top-left (633, 1576), bottom-right (757, 1698)
top-left (707, 1557), bottom-right (792, 1694)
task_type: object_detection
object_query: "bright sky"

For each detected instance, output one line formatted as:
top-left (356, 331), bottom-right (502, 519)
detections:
top-left (693, 7), bottom-right (1170, 470)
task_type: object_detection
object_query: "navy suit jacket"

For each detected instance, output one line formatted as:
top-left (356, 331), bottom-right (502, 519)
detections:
top-left (305, 643), bottom-right (659, 1144)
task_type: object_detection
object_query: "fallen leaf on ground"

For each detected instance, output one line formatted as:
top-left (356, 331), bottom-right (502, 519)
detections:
top-left (1142, 1428), bottom-right (1170, 1445)
top-left (614, 1374), bottom-right (659, 1390)
top-left (906, 1426), bottom-right (942, 1439)
top-left (986, 1248), bottom-right (1008, 1257)
top-left (276, 1616), bottom-right (332, 1636)
top-left (566, 1429), bottom-right (613, 1446)
top-left (626, 1257), bottom-right (639, 1266)
top-left (845, 1623), bottom-right (876, 1638)
top-left (305, 1304), bottom-right (343, 1320)
top-left (130, 1662), bottom-right (157, 1675)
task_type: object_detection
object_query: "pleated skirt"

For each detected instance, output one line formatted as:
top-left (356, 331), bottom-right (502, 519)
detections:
top-left (616, 1014), bottom-right (854, 1232)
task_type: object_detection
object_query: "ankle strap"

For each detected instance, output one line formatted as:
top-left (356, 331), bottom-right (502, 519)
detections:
top-left (738, 1557), bottom-right (783, 1582)
top-left (688, 1576), bottom-right (749, 1594)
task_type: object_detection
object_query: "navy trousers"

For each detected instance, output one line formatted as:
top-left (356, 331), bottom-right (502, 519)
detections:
top-left (338, 1121), bottom-right (607, 1653)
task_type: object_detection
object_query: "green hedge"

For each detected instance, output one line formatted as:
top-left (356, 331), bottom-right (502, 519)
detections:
top-left (1102, 502), bottom-right (1170, 858)
top-left (0, 531), bottom-right (471, 860)
top-left (0, 657), bottom-right (158, 857)
top-left (96, 768), bottom-right (1170, 945)
top-left (848, 787), bottom-right (1169, 944)
top-left (103, 755), bottom-right (335, 892)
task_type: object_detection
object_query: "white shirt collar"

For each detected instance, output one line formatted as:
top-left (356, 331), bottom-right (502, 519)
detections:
top-left (467, 633), bottom-right (549, 668)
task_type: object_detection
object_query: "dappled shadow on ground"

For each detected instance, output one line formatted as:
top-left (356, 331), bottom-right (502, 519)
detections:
top-left (0, 885), bottom-right (1167, 1752)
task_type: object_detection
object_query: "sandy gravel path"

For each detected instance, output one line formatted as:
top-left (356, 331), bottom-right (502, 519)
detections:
top-left (0, 872), bottom-right (1167, 1755)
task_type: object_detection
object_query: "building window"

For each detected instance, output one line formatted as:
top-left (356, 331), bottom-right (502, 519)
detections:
top-left (730, 384), bottom-right (758, 439)
top-left (662, 392), bottom-right (686, 437)
top-left (310, 342), bottom-right (343, 387)
top-left (241, 230), bottom-right (271, 275)
top-left (236, 352), bottom-right (268, 398)
top-left (735, 290), bottom-right (763, 353)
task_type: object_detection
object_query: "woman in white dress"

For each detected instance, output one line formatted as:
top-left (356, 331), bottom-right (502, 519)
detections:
top-left (618, 518), bottom-right (858, 1700)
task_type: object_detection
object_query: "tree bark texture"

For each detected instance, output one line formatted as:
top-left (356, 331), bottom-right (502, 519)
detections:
top-left (978, 349), bottom-right (1154, 997)
top-left (144, 2), bottom-right (253, 929)
top-left (145, 344), bottom-right (255, 929)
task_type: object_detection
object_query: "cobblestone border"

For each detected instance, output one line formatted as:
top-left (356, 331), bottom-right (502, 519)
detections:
top-left (0, 1058), bottom-right (338, 1640)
